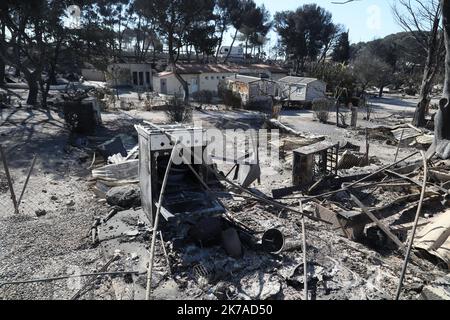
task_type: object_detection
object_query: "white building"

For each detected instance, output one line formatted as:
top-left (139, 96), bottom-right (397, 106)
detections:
top-left (153, 64), bottom-right (240, 96)
top-left (278, 76), bottom-right (327, 106)
top-left (217, 46), bottom-right (244, 61)
top-left (106, 63), bottom-right (153, 89)
top-left (222, 74), bottom-right (279, 106)
top-left (153, 64), bottom-right (288, 96)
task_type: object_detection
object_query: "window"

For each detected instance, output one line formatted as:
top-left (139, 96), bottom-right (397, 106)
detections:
top-left (145, 72), bottom-right (150, 85)
top-left (222, 76), bottom-right (225, 79)
top-left (139, 72), bottom-right (144, 86)
top-left (132, 72), bottom-right (138, 86)
top-left (205, 76), bottom-right (209, 80)
top-left (217, 76), bottom-right (220, 79)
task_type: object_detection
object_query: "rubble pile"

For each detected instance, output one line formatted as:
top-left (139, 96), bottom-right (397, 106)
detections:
top-left (79, 121), bottom-right (450, 301)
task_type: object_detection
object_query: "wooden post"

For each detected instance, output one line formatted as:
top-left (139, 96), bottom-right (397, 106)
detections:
top-left (351, 194), bottom-right (406, 251)
top-left (351, 107), bottom-right (358, 128)
top-left (365, 128), bottom-right (370, 166)
top-left (17, 154), bottom-right (37, 207)
top-left (300, 201), bottom-right (308, 301)
top-left (0, 145), bottom-right (19, 214)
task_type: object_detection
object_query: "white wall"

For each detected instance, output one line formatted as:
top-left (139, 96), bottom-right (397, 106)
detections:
top-left (153, 74), bottom-right (198, 96)
top-left (198, 72), bottom-right (234, 92)
top-left (107, 63), bottom-right (153, 89)
top-left (155, 72), bottom-right (237, 95)
top-left (306, 81), bottom-right (326, 101)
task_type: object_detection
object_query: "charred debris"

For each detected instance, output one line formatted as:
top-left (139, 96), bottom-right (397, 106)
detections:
top-left (59, 105), bottom-right (450, 301)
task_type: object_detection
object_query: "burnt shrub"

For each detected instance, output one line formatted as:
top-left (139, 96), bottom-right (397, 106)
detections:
top-left (312, 98), bottom-right (332, 124)
top-left (192, 90), bottom-right (214, 104)
top-left (164, 96), bottom-right (193, 123)
top-left (218, 85), bottom-right (242, 108)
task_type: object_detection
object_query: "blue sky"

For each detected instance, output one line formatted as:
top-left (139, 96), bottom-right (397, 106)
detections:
top-left (223, 0), bottom-right (404, 47)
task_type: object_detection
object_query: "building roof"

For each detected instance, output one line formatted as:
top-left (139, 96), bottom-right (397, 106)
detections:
top-left (224, 74), bottom-right (265, 84)
top-left (248, 64), bottom-right (289, 74)
top-left (177, 64), bottom-right (242, 75)
top-left (279, 76), bottom-right (322, 85)
top-left (155, 63), bottom-right (289, 77)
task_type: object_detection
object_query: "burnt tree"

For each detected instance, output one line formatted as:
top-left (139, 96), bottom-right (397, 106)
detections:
top-left (431, 0), bottom-right (450, 159)
top-left (443, 0), bottom-right (450, 102)
top-left (393, 0), bottom-right (443, 127)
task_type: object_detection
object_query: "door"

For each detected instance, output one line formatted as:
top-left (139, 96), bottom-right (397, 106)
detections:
top-left (160, 79), bottom-right (167, 94)
top-left (190, 77), bottom-right (198, 94)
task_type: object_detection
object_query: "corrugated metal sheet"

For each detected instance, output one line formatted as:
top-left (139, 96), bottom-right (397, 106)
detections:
top-left (225, 74), bottom-right (262, 84)
top-left (391, 127), bottom-right (422, 141)
top-left (415, 210), bottom-right (450, 268)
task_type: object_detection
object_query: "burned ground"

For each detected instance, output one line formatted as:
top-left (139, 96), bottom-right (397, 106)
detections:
top-left (0, 93), bottom-right (449, 300)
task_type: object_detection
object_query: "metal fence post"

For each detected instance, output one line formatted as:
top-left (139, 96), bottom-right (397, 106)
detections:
top-left (0, 145), bottom-right (19, 214)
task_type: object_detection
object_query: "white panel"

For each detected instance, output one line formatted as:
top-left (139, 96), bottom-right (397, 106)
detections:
top-left (149, 131), bottom-right (206, 151)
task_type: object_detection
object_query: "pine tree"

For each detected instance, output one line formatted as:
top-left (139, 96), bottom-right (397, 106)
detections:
top-left (332, 31), bottom-right (350, 64)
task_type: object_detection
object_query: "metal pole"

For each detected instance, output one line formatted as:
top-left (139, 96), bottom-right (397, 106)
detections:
top-left (145, 142), bottom-right (179, 300)
top-left (365, 128), bottom-right (370, 165)
top-left (300, 200), bottom-right (308, 301)
top-left (17, 154), bottom-right (37, 207)
top-left (395, 151), bottom-right (428, 300)
top-left (394, 129), bottom-right (405, 163)
top-left (0, 145), bottom-right (19, 214)
top-left (0, 271), bottom-right (141, 288)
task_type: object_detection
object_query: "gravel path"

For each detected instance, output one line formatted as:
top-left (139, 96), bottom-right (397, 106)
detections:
top-left (0, 106), bottom-right (113, 299)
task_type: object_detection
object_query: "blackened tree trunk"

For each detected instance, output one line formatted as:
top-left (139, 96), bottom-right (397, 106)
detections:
top-left (431, 0), bottom-right (450, 159)
top-left (24, 71), bottom-right (39, 106)
top-left (42, 51), bottom-right (60, 108)
top-left (443, 0), bottom-right (450, 102)
top-left (168, 32), bottom-right (189, 104)
top-left (0, 57), bottom-right (4, 86)
top-left (0, 22), bottom-right (5, 86)
top-left (215, 25), bottom-right (226, 62)
top-left (413, 8), bottom-right (442, 127)
top-left (379, 85), bottom-right (384, 98)
top-left (224, 28), bottom-right (238, 63)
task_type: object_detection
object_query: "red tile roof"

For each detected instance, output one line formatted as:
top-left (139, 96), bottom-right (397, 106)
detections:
top-left (156, 63), bottom-right (288, 77)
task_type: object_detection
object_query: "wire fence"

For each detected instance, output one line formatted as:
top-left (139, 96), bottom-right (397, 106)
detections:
top-left (1, 151), bottom-right (49, 217)
top-left (0, 273), bottom-right (92, 300)
top-left (0, 145), bottom-right (87, 218)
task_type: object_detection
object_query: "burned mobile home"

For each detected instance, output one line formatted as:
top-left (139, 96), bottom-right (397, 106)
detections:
top-left (278, 76), bottom-right (327, 108)
top-left (220, 74), bottom-right (280, 108)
